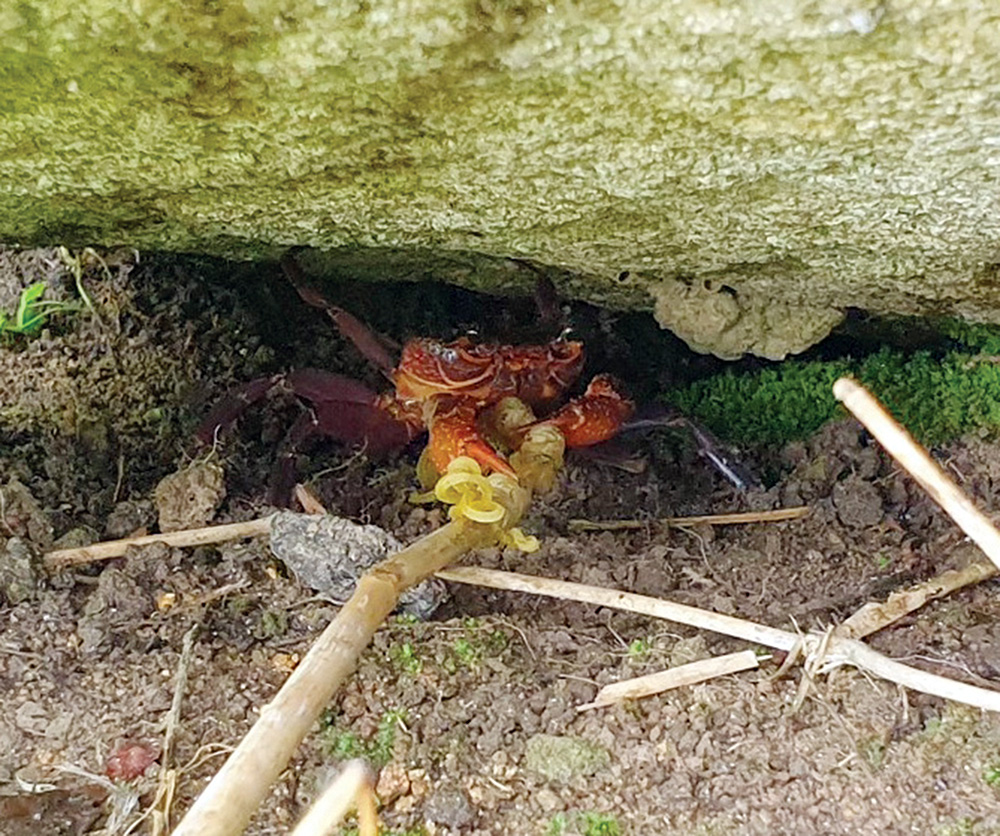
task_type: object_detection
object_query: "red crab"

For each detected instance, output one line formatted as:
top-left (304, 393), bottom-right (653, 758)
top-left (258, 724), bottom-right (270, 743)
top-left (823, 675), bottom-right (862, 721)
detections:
top-left (197, 266), bottom-right (635, 504)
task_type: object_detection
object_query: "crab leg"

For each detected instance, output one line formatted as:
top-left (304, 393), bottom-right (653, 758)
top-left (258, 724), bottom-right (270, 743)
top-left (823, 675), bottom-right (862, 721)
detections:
top-left (620, 405), bottom-right (759, 490)
top-left (284, 368), bottom-right (387, 408)
top-left (196, 374), bottom-right (284, 445)
top-left (198, 368), bottom-right (427, 506)
top-left (530, 374), bottom-right (635, 448)
top-left (680, 418), bottom-right (760, 491)
top-left (268, 410), bottom-right (325, 506)
top-left (282, 254), bottom-right (399, 376)
top-left (425, 396), bottom-right (516, 477)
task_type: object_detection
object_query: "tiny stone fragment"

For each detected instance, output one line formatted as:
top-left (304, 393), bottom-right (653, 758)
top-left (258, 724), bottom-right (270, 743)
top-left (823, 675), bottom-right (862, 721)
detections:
top-left (832, 476), bottom-right (884, 529)
top-left (0, 537), bottom-right (41, 604)
top-left (268, 512), bottom-right (447, 619)
top-left (523, 734), bottom-right (610, 783)
top-left (105, 742), bottom-right (159, 781)
top-left (535, 787), bottom-right (562, 812)
top-left (154, 460), bottom-right (226, 532)
top-left (76, 565), bottom-right (154, 653)
top-left (375, 761), bottom-right (410, 804)
top-left (51, 526), bottom-right (98, 552)
top-left (104, 499), bottom-right (156, 539)
top-left (14, 702), bottom-right (50, 737)
top-left (669, 635), bottom-right (709, 667)
top-left (0, 478), bottom-right (53, 547)
top-left (423, 782), bottom-right (475, 828)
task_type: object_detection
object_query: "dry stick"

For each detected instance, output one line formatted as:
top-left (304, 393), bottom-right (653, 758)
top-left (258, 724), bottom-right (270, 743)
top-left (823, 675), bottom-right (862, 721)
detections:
top-left (293, 483), bottom-right (328, 516)
top-left (43, 517), bottom-right (274, 571)
top-left (40, 500), bottom-right (805, 573)
top-left (838, 560), bottom-right (998, 640)
top-left (172, 425), bottom-right (561, 836)
top-left (438, 565), bottom-right (799, 650)
top-left (151, 621), bottom-right (200, 836)
top-left (577, 649), bottom-right (760, 711)
top-left (172, 518), bottom-right (500, 836)
top-left (435, 565), bottom-right (1000, 712)
top-left (568, 506), bottom-right (810, 533)
top-left (289, 760), bottom-right (376, 836)
top-left (833, 377), bottom-right (1000, 571)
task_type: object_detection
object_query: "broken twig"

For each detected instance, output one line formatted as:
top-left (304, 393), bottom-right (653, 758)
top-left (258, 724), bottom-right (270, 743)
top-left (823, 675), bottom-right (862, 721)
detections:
top-left (568, 506), bottom-right (809, 532)
top-left (834, 376), bottom-right (1000, 571)
top-left (436, 565), bottom-right (1000, 712)
top-left (43, 517), bottom-right (274, 571)
top-left (293, 483), bottom-right (328, 516)
top-left (837, 559), bottom-right (997, 640)
top-left (150, 621), bottom-right (200, 836)
top-left (289, 760), bottom-right (377, 836)
top-left (577, 649), bottom-right (760, 711)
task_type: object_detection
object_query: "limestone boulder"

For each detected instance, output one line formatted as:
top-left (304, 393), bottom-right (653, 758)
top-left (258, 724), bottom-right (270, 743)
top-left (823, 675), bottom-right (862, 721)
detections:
top-left (2, 1), bottom-right (999, 357)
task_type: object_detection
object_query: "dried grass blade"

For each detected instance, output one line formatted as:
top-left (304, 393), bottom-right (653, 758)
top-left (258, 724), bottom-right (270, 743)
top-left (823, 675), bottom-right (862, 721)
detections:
top-left (577, 650), bottom-right (759, 711)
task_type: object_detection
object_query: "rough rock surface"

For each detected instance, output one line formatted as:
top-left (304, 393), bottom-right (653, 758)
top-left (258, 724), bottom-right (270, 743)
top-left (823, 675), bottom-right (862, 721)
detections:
top-left (3, 2), bottom-right (1000, 357)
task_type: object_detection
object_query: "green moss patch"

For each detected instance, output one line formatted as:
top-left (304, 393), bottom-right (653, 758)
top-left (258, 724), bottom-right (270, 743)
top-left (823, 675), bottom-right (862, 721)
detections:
top-left (669, 320), bottom-right (1000, 448)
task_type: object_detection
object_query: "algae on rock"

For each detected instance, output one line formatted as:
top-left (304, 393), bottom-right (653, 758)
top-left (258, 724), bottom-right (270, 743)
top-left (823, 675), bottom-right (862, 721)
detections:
top-left (2, 1), bottom-right (1000, 357)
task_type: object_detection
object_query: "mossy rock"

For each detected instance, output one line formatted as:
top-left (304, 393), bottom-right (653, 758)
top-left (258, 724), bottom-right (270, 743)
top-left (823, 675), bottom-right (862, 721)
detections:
top-left (2, 2), bottom-right (1000, 357)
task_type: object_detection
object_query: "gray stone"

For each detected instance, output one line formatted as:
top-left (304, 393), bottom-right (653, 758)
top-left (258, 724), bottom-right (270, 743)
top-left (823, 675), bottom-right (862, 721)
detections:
top-left (268, 511), bottom-right (447, 619)
top-left (423, 782), bottom-right (475, 828)
top-left (0, 537), bottom-right (40, 604)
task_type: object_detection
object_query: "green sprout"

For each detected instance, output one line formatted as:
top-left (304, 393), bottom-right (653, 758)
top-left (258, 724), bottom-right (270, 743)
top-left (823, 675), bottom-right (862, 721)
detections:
top-left (443, 623), bottom-right (510, 672)
top-left (389, 640), bottom-right (423, 674)
top-left (546, 814), bottom-right (567, 836)
top-left (452, 637), bottom-right (479, 668)
top-left (627, 637), bottom-right (652, 657)
top-left (57, 245), bottom-right (100, 315)
top-left (321, 708), bottom-right (408, 769)
top-left (371, 709), bottom-right (407, 765)
top-left (0, 246), bottom-right (107, 339)
top-left (0, 282), bottom-right (79, 337)
top-left (580, 812), bottom-right (621, 836)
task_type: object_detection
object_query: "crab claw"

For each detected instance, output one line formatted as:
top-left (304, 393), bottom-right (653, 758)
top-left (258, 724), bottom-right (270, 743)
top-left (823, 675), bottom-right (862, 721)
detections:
top-left (424, 396), bottom-right (517, 478)
top-left (527, 374), bottom-right (634, 448)
top-left (285, 369), bottom-right (422, 453)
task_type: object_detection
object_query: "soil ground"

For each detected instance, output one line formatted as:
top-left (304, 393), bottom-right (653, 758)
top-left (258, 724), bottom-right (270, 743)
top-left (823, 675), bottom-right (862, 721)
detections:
top-left (2, 249), bottom-right (1000, 836)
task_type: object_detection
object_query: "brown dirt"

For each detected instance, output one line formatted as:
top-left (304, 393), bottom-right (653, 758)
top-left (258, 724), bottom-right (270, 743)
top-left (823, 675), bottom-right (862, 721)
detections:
top-left (2, 249), bottom-right (1000, 836)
